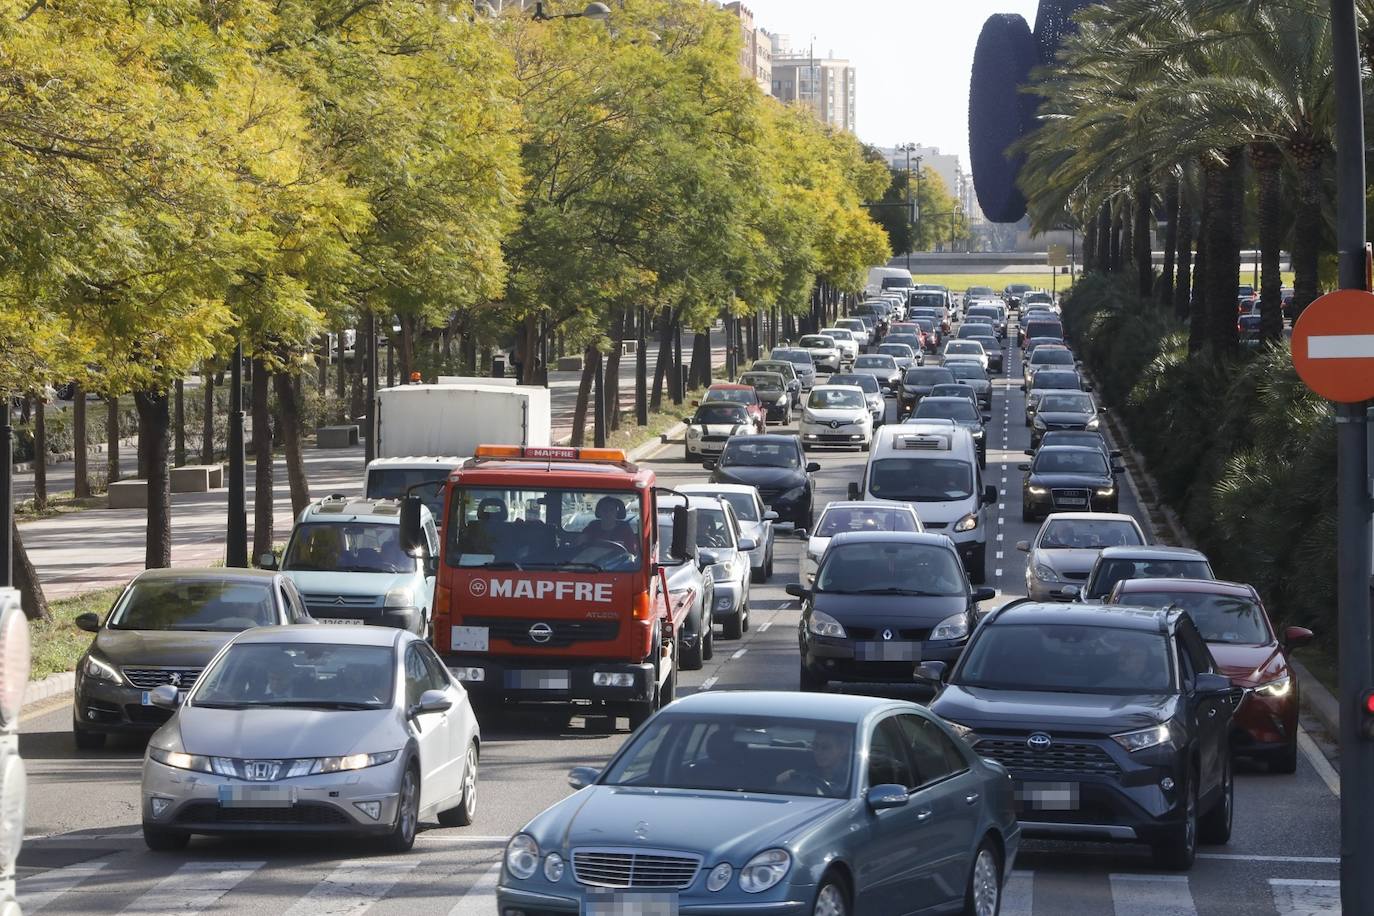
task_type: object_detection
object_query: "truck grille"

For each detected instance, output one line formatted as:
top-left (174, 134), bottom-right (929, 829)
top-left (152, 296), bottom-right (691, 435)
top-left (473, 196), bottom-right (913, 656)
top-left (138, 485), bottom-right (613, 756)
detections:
top-left (974, 737), bottom-right (1120, 777)
top-left (462, 616), bottom-right (620, 648)
top-left (573, 849), bottom-right (701, 889)
top-left (122, 667), bottom-right (203, 690)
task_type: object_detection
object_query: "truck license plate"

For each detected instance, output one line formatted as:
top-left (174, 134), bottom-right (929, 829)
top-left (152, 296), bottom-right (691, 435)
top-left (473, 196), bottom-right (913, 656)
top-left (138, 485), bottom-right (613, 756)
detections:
top-left (508, 670), bottom-right (570, 690)
top-left (452, 626), bottom-right (489, 652)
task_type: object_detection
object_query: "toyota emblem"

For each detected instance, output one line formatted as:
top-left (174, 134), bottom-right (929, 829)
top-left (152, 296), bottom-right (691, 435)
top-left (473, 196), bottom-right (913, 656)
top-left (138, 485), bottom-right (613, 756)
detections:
top-left (529, 622), bottom-right (554, 644)
top-left (469, 579), bottom-right (488, 597)
top-left (1027, 732), bottom-right (1053, 751)
top-left (881, 629), bottom-right (893, 641)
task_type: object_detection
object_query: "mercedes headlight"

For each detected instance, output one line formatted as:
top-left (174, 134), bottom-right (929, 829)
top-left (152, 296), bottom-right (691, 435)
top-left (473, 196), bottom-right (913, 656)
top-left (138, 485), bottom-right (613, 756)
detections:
top-left (953, 512), bottom-right (979, 532)
top-left (930, 612), bottom-right (969, 641)
top-left (809, 610), bottom-right (846, 639)
top-left (505, 834), bottom-right (541, 880)
top-left (82, 652), bottom-right (123, 685)
top-left (1033, 564), bottom-right (1058, 582)
top-left (1111, 723), bottom-right (1175, 753)
top-left (1254, 675), bottom-right (1292, 698)
top-left (739, 848), bottom-right (791, 893)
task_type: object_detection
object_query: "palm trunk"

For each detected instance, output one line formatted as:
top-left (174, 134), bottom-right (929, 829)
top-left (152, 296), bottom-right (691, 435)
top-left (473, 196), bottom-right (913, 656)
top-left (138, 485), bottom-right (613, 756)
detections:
top-left (1095, 203), bottom-right (1111, 272)
top-left (1133, 176), bottom-right (1153, 298)
top-left (201, 365), bottom-right (215, 464)
top-left (251, 358), bottom-right (274, 562)
top-left (14, 521), bottom-right (50, 622)
top-left (1201, 151), bottom-right (1240, 356)
top-left (1191, 161), bottom-right (1218, 354)
top-left (1121, 198), bottom-right (1135, 281)
top-left (1250, 143), bottom-right (1285, 342)
top-left (134, 389), bottom-right (172, 567)
top-left (1174, 201), bottom-right (1194, 322)
top-left (106, 395), bottom-right (121, 484)
top-left (1291, 165), bottom-right (1323, 318)
top-left (73, 384), bottom-right (90, 498)
top-left (1082, 216), bottom-right (1098, 275)
top-left (273, 371), bottom-right (310, 517)
top-left (1109, 204), bottom-right (1124, 273)
top-left (571, 345), bottom-right (597, 446)
top-left (31, 393), bottom-right (46, 511)
top-left (1160, 176), bottom-right (1179, 307)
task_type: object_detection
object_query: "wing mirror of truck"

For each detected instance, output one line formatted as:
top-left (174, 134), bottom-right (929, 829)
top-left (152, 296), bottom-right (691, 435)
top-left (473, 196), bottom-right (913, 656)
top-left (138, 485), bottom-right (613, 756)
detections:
top-left (669, 504), bottom-right (694, 562)
top-left (399, 495), bottom-right (425, 556)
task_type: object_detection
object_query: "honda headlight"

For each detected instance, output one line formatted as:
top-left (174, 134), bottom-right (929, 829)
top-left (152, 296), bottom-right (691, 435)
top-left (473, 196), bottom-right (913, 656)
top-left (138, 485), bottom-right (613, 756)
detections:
top-left (953, 512), bottom-right (979, 532)
top-left (1033, 564), bottom-right (1058, 582)
top-left (739, 848), bottom-right (791, 893)
top-left (307, 750), bottom-right (399, 774)
top-left (1254, 675), bottom-right (1292, 698)
top-left (82, 652), bottom-right (123, 685)
top-left (505, 834), bottom-right (541, 880)
top-left (930, 612), bottom-right (969, 641)
top-left (1111, 723), bottom-right (1175, 753)
top-left (1086, 416), bottom-right (1101, 430)
top-left (148, 747), bottom-right (214, 774)
top-left (809, 611), bottom-right (847, 639)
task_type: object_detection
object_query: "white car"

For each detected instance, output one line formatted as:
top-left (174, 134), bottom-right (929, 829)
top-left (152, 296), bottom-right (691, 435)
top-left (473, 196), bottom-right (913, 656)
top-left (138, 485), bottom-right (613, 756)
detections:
top-left (835, 317), bottom-right (873, 347)
top-left (684, 401), bottom-right (758, 464)
top-left (799, 385), bottom-right (873, 451)
top-left (818, 327), bottom-right (860, 364)
top-left (1016, 512), bottom-right (1148, 601)
top-left (801, 501), bottom-right (923, 584)
top-left (796, 334), bottom-right (842, 373)
top-left (679, 484), bottom-right (778, 583)
top-left (941, 340), bottom-right (988, 372)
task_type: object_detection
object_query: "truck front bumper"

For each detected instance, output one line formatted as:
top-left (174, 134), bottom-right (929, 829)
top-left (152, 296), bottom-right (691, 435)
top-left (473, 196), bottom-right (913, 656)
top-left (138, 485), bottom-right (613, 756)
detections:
top-left (443, 656), bottom-right (658, 705)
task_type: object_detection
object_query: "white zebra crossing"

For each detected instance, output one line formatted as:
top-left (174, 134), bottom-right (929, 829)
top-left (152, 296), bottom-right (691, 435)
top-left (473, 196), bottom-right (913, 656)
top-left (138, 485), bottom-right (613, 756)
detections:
top-left (1108, 873), bottom-right (1195, 916)
top-left (16, 860), bottom-right (107, 913)
top-left (281, 858), bottom-right (420, 916)
top-left (121, 861), bottom-right (264, 915)
top-left (446, 862), bottom-right (503, 916)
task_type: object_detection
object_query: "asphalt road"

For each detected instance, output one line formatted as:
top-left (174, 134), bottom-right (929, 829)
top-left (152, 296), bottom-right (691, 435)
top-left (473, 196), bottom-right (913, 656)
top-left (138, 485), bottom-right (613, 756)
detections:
top-left (14, 318), bottom-right (1341, 915)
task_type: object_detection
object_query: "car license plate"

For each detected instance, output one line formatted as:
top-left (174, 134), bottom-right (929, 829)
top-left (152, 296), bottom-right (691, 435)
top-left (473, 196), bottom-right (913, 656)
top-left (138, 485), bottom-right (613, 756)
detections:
top-left (218, 785), bottom-right (296, 808)
top-left (584, 892), bottom-right (678, 916)
top-left (702, 444), bottom-right (723, 453)
top-left (1057, 498), bottom-right (1087, 507)
top-left (854, 641), bottom-right (921, 662)
top-left (451, 626), bottom-right (489, 652)
top-left (315, 617), bottom-right (358, 625)
top-left (508, 669), bottom-right (570, 690)
top-left (1016, 781), bottom-right (1080, 811)
top-left (140, 691), bottom-right (152, 706)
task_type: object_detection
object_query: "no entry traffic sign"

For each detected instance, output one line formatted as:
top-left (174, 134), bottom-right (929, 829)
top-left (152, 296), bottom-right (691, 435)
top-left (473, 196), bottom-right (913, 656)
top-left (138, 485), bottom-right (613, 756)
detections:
top-left (1290, 288), bottom-right (1374, 403)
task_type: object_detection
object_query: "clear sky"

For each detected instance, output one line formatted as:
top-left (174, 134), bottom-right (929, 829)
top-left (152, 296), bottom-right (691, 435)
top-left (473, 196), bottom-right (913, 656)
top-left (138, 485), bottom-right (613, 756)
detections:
top-left (742, 0), bottom-right (1041, 164)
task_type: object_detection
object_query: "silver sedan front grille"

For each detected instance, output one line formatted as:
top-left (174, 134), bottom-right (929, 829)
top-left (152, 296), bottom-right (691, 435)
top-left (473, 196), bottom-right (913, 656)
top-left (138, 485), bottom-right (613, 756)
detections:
top-left (572, 848), bottom-right (702, 889)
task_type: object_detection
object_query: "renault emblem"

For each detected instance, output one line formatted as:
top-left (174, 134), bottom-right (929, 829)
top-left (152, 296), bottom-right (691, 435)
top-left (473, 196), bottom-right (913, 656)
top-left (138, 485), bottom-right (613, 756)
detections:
top-left (529, 622), bottom-right (554, 644)
top-left (830, 420), bottom-right (841, 429)
top-left (1027, 732), bottom-right (1053, 751)
top-left (882, 629), bottom-right (893, 641)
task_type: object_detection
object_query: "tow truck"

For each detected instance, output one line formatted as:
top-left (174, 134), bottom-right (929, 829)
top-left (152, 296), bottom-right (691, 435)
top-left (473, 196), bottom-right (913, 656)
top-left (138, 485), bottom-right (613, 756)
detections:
top-left (401, 444), bottom-right (694, 730)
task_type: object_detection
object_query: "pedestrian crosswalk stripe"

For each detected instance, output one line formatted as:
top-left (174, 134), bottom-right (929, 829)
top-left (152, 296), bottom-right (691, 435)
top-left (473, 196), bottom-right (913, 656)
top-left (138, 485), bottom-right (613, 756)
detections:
top-left (1108, 873), bottom-right (1196, 916)
top-left (122, 860), bottom-right (265, 916)
top-left (1268, 878), bottom-right (1340, 915)
top-left (18, 860), bottom-right (108, 912)
top-left (1001, 869), bottom-right (1033, 916)
top-left (282, 858), bottom-right (420, 916)
top-left (447, 862), bottom-right (503, 916)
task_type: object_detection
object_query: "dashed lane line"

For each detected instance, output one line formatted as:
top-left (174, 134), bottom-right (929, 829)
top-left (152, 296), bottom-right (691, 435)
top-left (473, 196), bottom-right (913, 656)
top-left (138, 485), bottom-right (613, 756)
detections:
top-left (731, 648), bottom-right (748, 660)
top-left (700, 676), bottom-right (719, 691)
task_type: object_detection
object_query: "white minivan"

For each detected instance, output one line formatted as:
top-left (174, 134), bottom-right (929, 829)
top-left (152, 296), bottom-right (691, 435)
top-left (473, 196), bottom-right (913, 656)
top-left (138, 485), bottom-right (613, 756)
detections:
top-left (849, 421), bottom-right (997, 583)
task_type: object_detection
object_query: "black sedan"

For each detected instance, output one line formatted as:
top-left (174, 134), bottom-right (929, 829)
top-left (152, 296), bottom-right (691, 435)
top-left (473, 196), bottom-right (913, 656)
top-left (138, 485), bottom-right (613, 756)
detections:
top-left (927, 600), bottom-right (1235, 870)
top-left (897, 366), bottom-right (955, 417)
top-left (1020, 445), bottom-right (1119, 521)
top-left (711, 434), bottom-right (819, 530)
top-left (1031, 390), bottom-right (1104, 448)
top-left (788, 532), bottom-right (996, 692)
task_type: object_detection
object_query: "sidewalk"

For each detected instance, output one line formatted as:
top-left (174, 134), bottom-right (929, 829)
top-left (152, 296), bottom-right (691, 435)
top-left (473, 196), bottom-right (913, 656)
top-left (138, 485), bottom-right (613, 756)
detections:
top-left (16, 331), bottom-right (729, 601)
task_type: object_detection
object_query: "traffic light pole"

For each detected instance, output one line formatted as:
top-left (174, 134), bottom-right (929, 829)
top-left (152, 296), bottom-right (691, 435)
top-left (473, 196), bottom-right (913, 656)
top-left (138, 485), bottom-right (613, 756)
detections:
top-left (1329, 0), bottom-right (1374, 911)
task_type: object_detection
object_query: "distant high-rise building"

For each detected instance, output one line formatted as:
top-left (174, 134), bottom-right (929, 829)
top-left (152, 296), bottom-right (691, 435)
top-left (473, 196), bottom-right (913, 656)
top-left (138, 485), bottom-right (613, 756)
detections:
top-left (722, 3), bottom-right (772, 91)
top-left (769, 40), bottom-right (856, 133)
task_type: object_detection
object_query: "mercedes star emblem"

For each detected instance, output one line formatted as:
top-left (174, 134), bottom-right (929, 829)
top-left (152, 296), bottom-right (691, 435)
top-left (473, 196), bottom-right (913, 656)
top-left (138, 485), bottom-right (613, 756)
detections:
top-left (529, 622), bottom-right (554, 644)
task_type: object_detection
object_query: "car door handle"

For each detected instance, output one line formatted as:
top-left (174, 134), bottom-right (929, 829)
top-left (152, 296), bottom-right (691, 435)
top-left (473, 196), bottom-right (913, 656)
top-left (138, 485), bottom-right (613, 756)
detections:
top-left (915, 809), bottom-right (933, 822)
top-left (964, 793), bottom-right (980, 805)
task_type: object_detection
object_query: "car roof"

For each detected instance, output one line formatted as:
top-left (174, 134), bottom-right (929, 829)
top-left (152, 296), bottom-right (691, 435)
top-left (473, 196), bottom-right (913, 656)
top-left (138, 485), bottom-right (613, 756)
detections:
top-left (992, 600), bottom-right (1177, 632)
top-left (708, 383), bottom-right (751, 391)
top-left (1099, 545), bottom-right (1210, 561)
top-left (131, 567), bottom-right (280, 583)
top-left (1114, 577), bottom-right (1254, 598)
top-left (739, 434), bottom-right (802, 446)
top-left (1041, 511), bottom-right (1139, 523)
top-left (231, 625), bottom-right (406, 647)
top-left (366, 456), bottom-right (466, 468)
top-left (1035, 445), bottom-right (1104, 457)
top-left (659, 493), bottom-right (728, 511)
top-left (829, 530), bottom-right (952, 548)
top-left (820, 500), bottom-right (916, 513)
top-left (811, 384), bottom-right (865, 395)
top-left (666, 690), bottom-right (908, 723)
top-left (919, 396), bottom-right (975, 407)
top-left (302, 496), bottom-right (407, 523)
top-left (679, 483), bottom-right (758, 497)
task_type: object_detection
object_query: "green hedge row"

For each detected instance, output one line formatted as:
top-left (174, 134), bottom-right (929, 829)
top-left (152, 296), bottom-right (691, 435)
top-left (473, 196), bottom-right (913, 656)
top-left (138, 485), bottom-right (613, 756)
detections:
top-left (1062, 274), bottom-right (1336, 637)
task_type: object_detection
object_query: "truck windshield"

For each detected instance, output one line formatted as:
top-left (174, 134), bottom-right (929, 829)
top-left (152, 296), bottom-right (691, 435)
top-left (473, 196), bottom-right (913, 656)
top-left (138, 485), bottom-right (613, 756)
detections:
top-left (283, 523), bottom-right (416, 574)
top-left (449, 487), bottom-right (642, 572)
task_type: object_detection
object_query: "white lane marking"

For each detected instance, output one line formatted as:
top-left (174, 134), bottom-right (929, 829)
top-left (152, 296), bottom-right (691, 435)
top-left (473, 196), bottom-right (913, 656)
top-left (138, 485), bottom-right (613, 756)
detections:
top-left (995, 534), bottom-right (1004, 542)
top-left (998, 517), bottom-right (1005, 526)
top-left (758, 621), bottom-right (772, 633)
top-left (447, 863), bottom-right (504, 916)
top-left (998, 503), bottom-right (1006, 510)
top-left (1198, 853), bottom-right (1338, 864)
top-left (701, 676), bottom-right (719, 691)
top-left (994, 569), bottom-right (1003, 577)
top-left (1000, 869), bottom-right (1033, 916)
top-left (1268, 878), bottom-right (1341, 915)
top-left (1108, 873), bottom-right (1196, 916)
top-left (18, 861), bottom-right (109, 913)
top-left (122, 861), bottom-right (265, 916)
top-left (731, 648), bottom-right (748, 660)
top-left (1299, 728), bottom-right (1340, 797)
top-left (24, 831), bottom-right (143, 842)
top-left (996, 551), bottom-right (1004, 560)
top-left (1001, 476), bottom-right (1007, 483)
top-left (283, 859), bottom-right (420, 916)
top-left (1308, 334), bottom-right (1374, 359)
top-left (415, 835), bottom-right (509, 843)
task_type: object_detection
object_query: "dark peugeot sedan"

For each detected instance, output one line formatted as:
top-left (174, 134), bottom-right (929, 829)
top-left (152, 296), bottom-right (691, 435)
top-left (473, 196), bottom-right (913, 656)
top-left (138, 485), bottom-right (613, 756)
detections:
top-left (711, 434), bottom-right (819, 530)
top-left (73, 568), bottom-right (315, 749)
top-left (927, 601), bottom-right (1236, 870)
top-left (1019, 446), bottom-right (1118, 521)
top-left (788, 532), bottom-right (996, 692)
top-left (1030, 390), bottom-right (1102, 449)
top-left (898, 366), bottom-right (956, 418)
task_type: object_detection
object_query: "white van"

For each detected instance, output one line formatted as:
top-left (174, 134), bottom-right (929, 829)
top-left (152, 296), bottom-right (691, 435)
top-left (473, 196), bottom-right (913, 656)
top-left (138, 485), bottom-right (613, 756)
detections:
top-left (849, 422), bottom-right (997, 583)
top-left (866, 266), bottom-right (914, 299)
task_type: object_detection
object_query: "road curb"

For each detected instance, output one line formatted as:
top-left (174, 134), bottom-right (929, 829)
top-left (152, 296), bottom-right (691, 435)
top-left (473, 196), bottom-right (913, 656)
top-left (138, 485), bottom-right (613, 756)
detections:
top-left (1291, 658), bottom-right (1341, 740)
top-left (633, 423), bottom-right (685, 461)
top-left (22, 671), bottom-right (74, 713)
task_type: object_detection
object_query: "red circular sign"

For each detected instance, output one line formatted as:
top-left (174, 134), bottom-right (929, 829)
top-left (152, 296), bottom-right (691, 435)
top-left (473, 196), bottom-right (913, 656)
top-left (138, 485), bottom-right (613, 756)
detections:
top-left (1290, 288), bottom-right (1374, 403)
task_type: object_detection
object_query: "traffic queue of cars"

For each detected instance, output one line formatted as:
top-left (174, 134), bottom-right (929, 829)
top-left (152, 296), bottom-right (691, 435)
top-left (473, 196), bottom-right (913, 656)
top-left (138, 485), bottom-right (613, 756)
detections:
top-left (60, 283), bottom-right (1313, 916)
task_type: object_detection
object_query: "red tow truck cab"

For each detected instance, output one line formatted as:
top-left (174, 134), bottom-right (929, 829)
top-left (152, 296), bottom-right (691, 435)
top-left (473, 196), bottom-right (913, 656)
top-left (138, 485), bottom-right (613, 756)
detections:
top-left (402, 444), bottom-right (692, 728)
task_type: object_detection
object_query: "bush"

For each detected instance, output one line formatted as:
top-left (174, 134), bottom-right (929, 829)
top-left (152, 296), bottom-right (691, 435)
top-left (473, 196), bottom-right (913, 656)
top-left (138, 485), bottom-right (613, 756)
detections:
top-left (1062, 276), bottom-right (1337, 637)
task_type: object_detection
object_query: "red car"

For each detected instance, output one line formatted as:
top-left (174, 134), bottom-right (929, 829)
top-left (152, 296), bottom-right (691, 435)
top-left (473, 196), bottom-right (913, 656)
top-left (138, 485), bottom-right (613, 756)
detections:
top-left (699, 384), bottom-right (766, 433)
top-left (1107, 577), bottom-right (1313, 773)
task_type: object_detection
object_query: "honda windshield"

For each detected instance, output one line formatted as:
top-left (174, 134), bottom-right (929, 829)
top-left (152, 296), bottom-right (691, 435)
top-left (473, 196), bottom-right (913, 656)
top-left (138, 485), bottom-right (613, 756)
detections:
top-left (193, 643), bottom-right (394, 709)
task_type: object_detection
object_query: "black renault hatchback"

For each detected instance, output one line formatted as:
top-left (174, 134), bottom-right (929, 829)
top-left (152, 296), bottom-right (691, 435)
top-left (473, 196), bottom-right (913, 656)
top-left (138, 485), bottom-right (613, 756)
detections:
top-left (927, 600), bottom-right (1235, 870)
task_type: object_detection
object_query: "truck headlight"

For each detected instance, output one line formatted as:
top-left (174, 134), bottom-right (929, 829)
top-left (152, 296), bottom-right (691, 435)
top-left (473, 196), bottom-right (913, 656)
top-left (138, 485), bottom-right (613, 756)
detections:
top-left (809, 611), bottom-right (846, 638)
top-left (953, 512), bottom-right (979, 532)
top-left (505, 834), bottom-right (540, 880)
top-left (930, 612), bottom-right (969, 641)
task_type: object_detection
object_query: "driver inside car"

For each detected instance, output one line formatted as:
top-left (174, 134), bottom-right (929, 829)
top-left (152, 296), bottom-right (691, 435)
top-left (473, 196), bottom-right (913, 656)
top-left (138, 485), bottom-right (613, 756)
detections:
top-left (775, 727), bottom-right (851, 795)
top-left (577, 496), bottom-right (638, 554)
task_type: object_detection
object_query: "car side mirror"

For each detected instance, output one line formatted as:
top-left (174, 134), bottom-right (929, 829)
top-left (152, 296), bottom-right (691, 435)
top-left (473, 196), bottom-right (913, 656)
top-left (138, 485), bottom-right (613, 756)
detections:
top-left (1112, 462), bottom-right (1126, 474)
top-left (847, 482), bottom-right (860, 500)
top-left (738, 536), bottom-right (757, 551)
top-left (703, 459), bottom-right (718, 470)
top-left (412, 688), bottom-right (452, 717)
top-left (1015, 540), bottom-right (1030, 552)
top-left (1019, 384), bottom-right (1026, 391)
top-left (972, 586), bottom-right (997, 603)
top-left (400, 495), bottom-right (424, 556)
top-left (1111, 449), bottom-right (1123, 458)
top-left (806, 462), bottom-right (821, 473)
top-left (764, 510), bottom-right (779, 521)
top-left (793, 528), bottom-right (809, 539)
top-left (692, 399), bottom-right (700, 406)
top-left (1059, 585), bottom-right (1081, 599)
top-left (914, 661), bottom-right (947, 682)
top-left (1084, 384), bottom-right (1095, 392)
top-left (568, 766), bottom-right (600, 790)
top-left (866, 784), bottom-right (910, 811)
top-left (149, 684), bottom-right (181, 710)
top-left (1018, 463), bottom-right (1031, 471)
top-left (785, 583), bottom-right (812, 600)
top-left (1195, 672), bottom-right (1233, 698)
top-left (257, 552), bottom-right (278, 570)
top-left (983, 486), bottom-right (998, 505)
top-left (75, 612), bottom-right (101, 633)
top-left (683, 416), bottom-right (693, 423)
top-left (1099, 405), bottom-right (1110, 413)
top-left (982, 412), bottom-right (992, 422)
top-left (670, 505), bottom-right (693, 561)
top-left (1284, 626), bottom-right (1314, 649)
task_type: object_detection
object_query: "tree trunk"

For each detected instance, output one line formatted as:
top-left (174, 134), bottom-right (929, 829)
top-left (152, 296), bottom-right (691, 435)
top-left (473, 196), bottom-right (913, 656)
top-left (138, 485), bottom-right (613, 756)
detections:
top-left (400, 313), bottom-right (416, 384)
top-left (134, 389), bottom-right (172, 568)
top-left (31, 394), bottom-right (46, 511)
top-left (1109, 203), bottom-right (1124, 273)
top-left (604, 309), bottom-right (626, 431)
top-left (1292, 164), bottom-right (1323, 318)
top-left (1174, 199), bottom-right (1194, 321)
top-left (1082, 216), bottom-right (1098, 274)
top-left (335, 331), bottom-right (347, 420)
top-left (571, 345), bottom-right (598, 447)
top-left (73, 384), bottom-right (90, 498)
top-left (650, 308), bottom-right (675, 412)
top-left (1191, 161), bottom-right (1217, 354)
top-left (1095, 203), bottom-right (1111, 272)
top-left (106, 395), bottom-right (121, 484)
top-left (201, 366), bottom-right (215, 464)
top-left (349, 324), bottom-right (366, 422)
top-left (1121, 197), bottom-right (1135, 280)
top-left (13, 521), bottom-right (49, 622)
top-left (635, 308), bottom-right (649, 424)
top-left (318, 334), bottom-right (329, 391)
top-left (251, 358), bottom-right (274, 562)
top-left (1250, 143), bottom-right (1285, 342)
top-left (385, 319), bottom-right (395, 387)
top-left (173, 378), bottom-right (185, 467)
top-left (1160, 176), bottom-right (1179, 306)
top-left (1201, 152), bottom-right (1240, 357)
top-left (1133, 175), bottom-right (1153, 298)
top-left (273, 371), bottom-right (311, 518)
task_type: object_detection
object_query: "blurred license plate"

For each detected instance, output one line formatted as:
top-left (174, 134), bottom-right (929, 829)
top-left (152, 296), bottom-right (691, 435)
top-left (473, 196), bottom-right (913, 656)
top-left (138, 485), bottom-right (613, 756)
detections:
top-left (218, 785), bottom-right (295, 808)
top-left (508, 670), bottom-right (570, 690)
top-left (584, 892), bottom-right (678, 916)
top-left (855, 641), bottom-right (921, 662)
top-left (1057, 498), bottom-right (1087, 507)
top-left (1016, 781), bottom-right (1080, 811)
top-left (315, 618), bottom-right (358, 625)
top-left (452, 626), bottom-right (489, 652)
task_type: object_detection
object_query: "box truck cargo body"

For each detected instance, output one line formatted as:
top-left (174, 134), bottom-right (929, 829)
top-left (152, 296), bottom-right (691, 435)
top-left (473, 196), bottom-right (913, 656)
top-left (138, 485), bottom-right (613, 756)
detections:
top-left (373, 384), bottom-right (551, 459)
